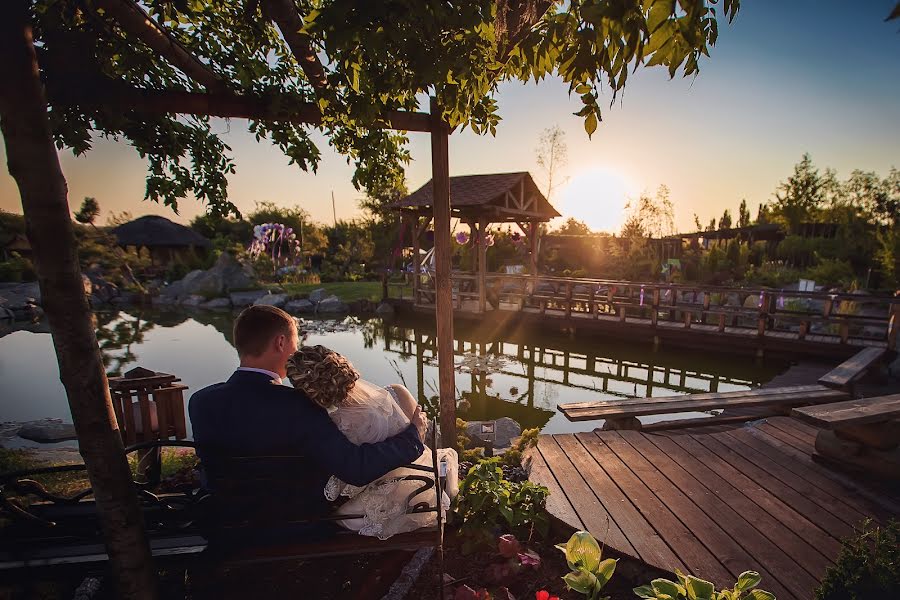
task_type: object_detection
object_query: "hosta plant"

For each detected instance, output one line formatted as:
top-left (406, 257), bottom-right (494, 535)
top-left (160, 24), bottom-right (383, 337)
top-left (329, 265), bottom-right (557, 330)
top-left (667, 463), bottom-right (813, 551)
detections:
top-left (555, 531), bottom-right (617, 600)
top-left (633, 570), bottom-right (775, 600)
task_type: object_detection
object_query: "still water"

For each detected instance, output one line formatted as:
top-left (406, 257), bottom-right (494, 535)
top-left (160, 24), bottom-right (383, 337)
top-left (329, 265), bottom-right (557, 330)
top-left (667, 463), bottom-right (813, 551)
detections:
top-left (0, 309), bottom-right (787, 440)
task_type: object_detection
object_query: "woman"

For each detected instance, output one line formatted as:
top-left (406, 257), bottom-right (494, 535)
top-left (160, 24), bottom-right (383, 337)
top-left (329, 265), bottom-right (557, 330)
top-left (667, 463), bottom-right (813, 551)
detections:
top-left (286, 345), bottom-right (459, 540)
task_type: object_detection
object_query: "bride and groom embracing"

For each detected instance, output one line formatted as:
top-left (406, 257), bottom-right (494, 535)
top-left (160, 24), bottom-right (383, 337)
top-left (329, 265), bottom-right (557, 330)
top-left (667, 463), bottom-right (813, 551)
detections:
top-left (189, 305), bottom-right (459, 540)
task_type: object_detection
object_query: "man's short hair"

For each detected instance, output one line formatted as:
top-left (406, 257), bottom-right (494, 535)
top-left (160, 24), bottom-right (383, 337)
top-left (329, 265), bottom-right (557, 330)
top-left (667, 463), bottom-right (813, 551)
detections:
top-left (233, 305), bottom-right (295, 357)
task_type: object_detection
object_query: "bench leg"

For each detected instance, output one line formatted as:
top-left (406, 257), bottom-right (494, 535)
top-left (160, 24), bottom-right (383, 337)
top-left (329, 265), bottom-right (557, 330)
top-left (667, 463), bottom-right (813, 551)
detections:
top-left (814, 430), bottom-right (900, 481)
top-left (601, 417), bottom-right (642, 431)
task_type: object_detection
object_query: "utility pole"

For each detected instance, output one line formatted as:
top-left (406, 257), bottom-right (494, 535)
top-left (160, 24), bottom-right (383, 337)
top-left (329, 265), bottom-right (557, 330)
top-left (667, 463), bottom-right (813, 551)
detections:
top-left (331, 190), bottom-right (337, 227)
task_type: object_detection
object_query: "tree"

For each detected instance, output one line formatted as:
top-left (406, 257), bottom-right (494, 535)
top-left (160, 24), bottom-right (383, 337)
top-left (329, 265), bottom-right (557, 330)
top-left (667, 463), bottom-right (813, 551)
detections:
top-left (4, 1), bottom-right (742, 596)
top-left (737, 199), bottom-right (751, 228)
top-left (74, 196), bottom-right (100, 226)
top-left (693, 213), bottom-right (703, 232)
top-left (707, 218), bottom-right (717, 232)
top-left (771, 153), bottom-right (824, 232)
top-left (621, 185), bottom-right (676, 239)
top-left (535, 125), bottom-right (568, 202)
top-left (554, 217), bottom-right (591, 236)
top-left (718, 209), bottom-right (732, 230)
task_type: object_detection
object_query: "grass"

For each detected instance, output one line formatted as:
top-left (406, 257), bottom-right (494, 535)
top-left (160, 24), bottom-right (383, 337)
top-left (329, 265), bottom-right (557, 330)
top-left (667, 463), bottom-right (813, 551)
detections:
top-left (274, 280), bottom-right (417, 303)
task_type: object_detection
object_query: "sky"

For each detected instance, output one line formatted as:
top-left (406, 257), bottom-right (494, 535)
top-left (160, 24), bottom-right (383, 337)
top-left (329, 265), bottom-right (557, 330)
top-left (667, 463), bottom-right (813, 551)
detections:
top-left (1, 1), bottom-right (899, 234)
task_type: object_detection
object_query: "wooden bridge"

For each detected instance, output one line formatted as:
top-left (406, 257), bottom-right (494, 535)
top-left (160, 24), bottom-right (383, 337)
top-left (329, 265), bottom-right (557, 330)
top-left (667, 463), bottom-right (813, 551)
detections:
top-left (389, 274), bottom-right (900, 359)
top-left (528, 417), bottom-right (900, 600)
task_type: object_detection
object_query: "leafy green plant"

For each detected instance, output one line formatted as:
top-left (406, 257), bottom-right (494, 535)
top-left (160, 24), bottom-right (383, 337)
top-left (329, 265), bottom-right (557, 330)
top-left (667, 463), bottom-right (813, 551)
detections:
top-left (555, 531), bottom-right (617, 600)
top-left (498, 427), bottom-right (540, 469)
top-left (633, 569), bottom-right (774, 600)
top-left (454, 458), bottom-right (549, 552)
top-left (815, 519), bottom-right (899, 600)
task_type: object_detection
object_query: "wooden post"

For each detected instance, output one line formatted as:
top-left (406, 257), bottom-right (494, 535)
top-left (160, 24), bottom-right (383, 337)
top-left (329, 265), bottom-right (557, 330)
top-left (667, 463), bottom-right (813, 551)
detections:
top-left (888, 303), bottom-right (900, 351)
top-left (529, 221), bottom-right (539, 282)
top-left (430, 97), bottom-right (456, 448)
top-left (411, 214), bottom-right (421, 305)
top-left (477, 218), bottom-right (487, 313)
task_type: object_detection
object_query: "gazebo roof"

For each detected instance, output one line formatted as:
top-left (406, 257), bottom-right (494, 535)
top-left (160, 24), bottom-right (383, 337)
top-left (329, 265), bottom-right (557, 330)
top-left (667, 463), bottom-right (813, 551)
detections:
top-left (391, 172), bottom-right (560, 222)
top-left (111, 215), bottom-right (212, 249)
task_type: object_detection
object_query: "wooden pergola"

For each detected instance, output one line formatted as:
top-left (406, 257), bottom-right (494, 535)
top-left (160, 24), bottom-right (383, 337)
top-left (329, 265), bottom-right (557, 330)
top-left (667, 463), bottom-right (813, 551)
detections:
top-left (391, 172), bottom-right (559, 313)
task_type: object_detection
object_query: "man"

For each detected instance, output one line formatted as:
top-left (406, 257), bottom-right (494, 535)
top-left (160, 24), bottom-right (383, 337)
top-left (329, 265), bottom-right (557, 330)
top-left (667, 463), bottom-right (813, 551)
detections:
top-left (189, 305), bottom-right (427, 521)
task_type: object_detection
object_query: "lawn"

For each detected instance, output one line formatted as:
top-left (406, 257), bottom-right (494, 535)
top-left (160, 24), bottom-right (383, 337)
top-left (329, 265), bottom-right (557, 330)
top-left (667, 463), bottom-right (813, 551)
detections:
top-left (276, 280), bottom-right (413, 303)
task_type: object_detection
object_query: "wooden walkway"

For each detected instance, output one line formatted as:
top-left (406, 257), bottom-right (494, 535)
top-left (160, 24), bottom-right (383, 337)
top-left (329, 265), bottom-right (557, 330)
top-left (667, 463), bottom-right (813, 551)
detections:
top-left (529, 417), bottom-right (900, 600)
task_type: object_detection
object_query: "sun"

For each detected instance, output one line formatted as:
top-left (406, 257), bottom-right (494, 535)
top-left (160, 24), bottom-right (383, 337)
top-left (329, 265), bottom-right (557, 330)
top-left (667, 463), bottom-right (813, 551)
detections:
top-left (555, 167), bottom-right (635, 233)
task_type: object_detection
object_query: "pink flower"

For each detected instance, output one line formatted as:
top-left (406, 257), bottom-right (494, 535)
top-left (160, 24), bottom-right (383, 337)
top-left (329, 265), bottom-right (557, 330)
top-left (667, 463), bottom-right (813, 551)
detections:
top-left (455, 231), bottom-right (470, 245)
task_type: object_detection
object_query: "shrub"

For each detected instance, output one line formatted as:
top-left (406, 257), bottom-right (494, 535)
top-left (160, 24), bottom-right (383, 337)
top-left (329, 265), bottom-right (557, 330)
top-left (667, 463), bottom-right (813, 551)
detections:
top-left (634, 569), bottom-right (774, 600)
top-left (0, 254), bottom-right (35, 282)
top-left (815, 519), bottom-right (899, 600)
top-left (556, 531), bottom-right (617, 600)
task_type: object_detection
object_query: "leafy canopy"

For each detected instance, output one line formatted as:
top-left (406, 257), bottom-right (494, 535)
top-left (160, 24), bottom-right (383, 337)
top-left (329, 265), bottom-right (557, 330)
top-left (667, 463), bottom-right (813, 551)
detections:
top-left (32, 0), bottom-right (739, 217)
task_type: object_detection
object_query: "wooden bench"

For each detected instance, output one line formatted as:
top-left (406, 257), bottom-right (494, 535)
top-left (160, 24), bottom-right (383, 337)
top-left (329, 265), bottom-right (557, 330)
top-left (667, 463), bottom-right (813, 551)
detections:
top-left (558, 384), bottom-right (849, 430)
top-left (792, 394), bottom-right (900, 481)
top-left (817, 346), bottom-right (886, 393)
top-left (0, 438), bottom-right (446, 595)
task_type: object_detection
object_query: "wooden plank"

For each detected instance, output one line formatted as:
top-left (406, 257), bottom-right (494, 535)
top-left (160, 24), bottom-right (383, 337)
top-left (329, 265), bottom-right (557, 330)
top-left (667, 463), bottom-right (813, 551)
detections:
top-left (561, 388), bottom-right (848, 421)
top-left (536, 436), bottom-right (637, 557)
top-left (560, 385), bottom-right (826, 411)
top-left (818, 347), bottom-right (885, 388)
top-left (712, 428), bottom-right (871, 527)
top-left (526, 447), bottom-right (584, 531)
top-left (764, 416), bottom-right (818, 446)
top-left (622, 431), bottom-right (812, 600)
top-left (793, 394), bottom-right (900, 428)
top-left (742, 423), bottom-right (900, 513)
top-left (756, 420), bottom-right (811, 454)
top-left (690, 432), bottom-right (854, 542)
top-left (600, 432), bottom-right (779, 587)
top-left (657, 431), bottom-right (836, 577)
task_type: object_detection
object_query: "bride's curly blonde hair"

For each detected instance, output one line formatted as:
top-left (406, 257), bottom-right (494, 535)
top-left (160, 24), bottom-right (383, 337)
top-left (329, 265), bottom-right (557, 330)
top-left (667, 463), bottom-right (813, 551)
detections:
top-left (286, 345), bottom-right (359, 408)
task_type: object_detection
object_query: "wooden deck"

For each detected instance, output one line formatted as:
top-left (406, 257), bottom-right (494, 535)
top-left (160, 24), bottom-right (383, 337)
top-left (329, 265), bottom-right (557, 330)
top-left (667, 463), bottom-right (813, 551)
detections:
top-left (528, 417), bottom-right (900, 600)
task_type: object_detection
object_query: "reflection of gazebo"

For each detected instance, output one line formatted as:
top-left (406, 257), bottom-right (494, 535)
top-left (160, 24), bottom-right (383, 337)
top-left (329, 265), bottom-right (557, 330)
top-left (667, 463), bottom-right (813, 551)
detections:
top-left (390, 172), bottom-right (560, 313)
top-left (112, 215), bottom-right (212, 265)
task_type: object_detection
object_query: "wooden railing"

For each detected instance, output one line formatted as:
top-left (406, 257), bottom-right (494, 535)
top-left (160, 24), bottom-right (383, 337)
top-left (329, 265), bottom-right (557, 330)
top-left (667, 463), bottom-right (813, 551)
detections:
top-left (387, 270), bottom-right (900, 349)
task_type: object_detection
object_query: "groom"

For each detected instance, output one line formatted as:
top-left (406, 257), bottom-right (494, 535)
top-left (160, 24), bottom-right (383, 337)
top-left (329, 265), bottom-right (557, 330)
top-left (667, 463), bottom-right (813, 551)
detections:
top-left (189, 305), bottom-right (427, 519)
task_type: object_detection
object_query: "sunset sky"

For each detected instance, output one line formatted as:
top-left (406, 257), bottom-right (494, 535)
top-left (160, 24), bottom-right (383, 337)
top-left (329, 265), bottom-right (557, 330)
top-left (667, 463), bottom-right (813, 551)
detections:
top-left (1, 1), bottom-right (898, 233)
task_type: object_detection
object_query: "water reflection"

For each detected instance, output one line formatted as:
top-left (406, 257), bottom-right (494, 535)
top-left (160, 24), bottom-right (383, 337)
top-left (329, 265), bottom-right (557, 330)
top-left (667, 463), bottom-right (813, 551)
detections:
top-left (0, 309), bottom-right (786, 436)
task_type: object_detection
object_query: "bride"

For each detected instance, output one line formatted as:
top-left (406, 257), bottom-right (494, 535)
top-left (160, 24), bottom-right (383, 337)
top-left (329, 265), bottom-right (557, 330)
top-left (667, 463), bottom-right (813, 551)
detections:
top-left (286, 345), bottom-right (459, 540)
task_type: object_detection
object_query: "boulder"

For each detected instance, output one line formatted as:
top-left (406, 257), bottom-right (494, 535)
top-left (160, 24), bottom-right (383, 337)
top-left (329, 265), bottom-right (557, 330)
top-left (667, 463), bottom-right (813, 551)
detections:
top-left (0, 281), bottom-right (41, 306)
top-left (111, 292), bottom-right (139, 305)
top-left (180, 295), bottom-right (206, 307)
top-left (152, 295), bottom-right (178, 306)
top-left (317, 295), bottom-right (349, 313)
top-left (465, 417), bottom-right (521, 450)
top-left (202, 297), bottom-right (232, 310)
top-left (308, 288), bottom-right (330, 303)
top-left (285, 299), bottom-right (315, 314)
top-left (375, 302), bottom-right (395, 317)
top-left (162, 252), bottom-right (257, 302)
top-left (229, 289), bottom-right (268, 307)
top-left (254, 293), bottom-right (289, 308)
top-left (17, 419), bottom-right (77, 443)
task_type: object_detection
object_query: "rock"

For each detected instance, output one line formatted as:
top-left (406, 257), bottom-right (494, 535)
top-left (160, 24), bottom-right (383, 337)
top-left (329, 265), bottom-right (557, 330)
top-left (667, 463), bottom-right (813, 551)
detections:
top-left (201, 297), bottom-right (232, 310)
top-left (159, 275), bottom-right (191, 299)
top-left (162, 252), bottom-right (257, 302)
top-left (317, 295), bottom-right (349, 313)
top-left (285, 299), bottom-right (315, 314)
top-left (17, 419), bottom-right (78, 443)
top-left (111, 292), bottom-right (139, 305)
top-left (0, 281), bottom-right (41, 306)
top-left (254, 293), bottom-right (289, 308)
top-left (229, 289), bottom-right (268, 307)
top-left (152, 295), bottom-right (178, 306)
top-left (375, 302), bottom-right (395, 317)
top-left (465, 417), bottom-right (521, 450)
top-left (309, 288), bottom-right (330, 303)
top-left (180, 294), bottom-right (206, 307)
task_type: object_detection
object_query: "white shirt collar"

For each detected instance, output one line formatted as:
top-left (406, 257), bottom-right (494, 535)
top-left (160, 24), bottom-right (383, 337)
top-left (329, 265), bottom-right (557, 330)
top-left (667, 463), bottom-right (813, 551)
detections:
top-left (237, 366), bottom-right (283, 382)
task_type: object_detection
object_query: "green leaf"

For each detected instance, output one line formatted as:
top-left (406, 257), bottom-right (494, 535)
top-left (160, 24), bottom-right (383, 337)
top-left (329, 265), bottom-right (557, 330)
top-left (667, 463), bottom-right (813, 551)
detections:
top-left (734, 571), bottom-right (761, 592)
top-left (648, 0), bottom-right (675, 32)
top-left (684, 575), bottom-right (716, 600)
top-left (584, 113), bottom-right (598, 137)
top-left (651, 579), bottom-right (685, 597)
top-left (563, 569), bottom-right (598, 594)
top-left (595, 558), bottom-right (618, 587)
top-left (563, 531), bottom-right (603, 572)
top-left (575, 83), bottom-right (592, 94)
top-left (745, 591), bottom-right (775, 600)
top-left (633, 584), bottom-right (657, 599)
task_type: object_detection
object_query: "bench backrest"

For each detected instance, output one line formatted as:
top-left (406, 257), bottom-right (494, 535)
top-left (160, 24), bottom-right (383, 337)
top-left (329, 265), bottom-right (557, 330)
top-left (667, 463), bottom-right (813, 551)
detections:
top-left (818, 347), bottom-right (886, 389)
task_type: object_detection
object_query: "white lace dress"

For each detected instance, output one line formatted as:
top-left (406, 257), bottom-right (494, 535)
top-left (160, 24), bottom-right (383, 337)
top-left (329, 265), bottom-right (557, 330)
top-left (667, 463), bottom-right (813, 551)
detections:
top-left (325, 379), bottom-right (459, 539)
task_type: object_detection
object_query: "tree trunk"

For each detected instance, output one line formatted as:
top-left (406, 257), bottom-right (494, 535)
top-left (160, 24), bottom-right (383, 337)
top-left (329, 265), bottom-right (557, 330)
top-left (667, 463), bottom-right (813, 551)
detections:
top-left (0, 4), bottom-right (158, 599)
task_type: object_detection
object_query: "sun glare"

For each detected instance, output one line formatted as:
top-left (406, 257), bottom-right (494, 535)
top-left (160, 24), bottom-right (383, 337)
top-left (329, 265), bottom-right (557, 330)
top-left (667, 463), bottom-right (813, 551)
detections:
top-left (555, 167), bottom-right (635, 233)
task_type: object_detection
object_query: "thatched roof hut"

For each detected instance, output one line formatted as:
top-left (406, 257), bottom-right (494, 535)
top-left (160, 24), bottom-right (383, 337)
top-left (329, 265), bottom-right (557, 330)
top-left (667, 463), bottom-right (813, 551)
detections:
top-left (111, 215), bottom-right (211, 264)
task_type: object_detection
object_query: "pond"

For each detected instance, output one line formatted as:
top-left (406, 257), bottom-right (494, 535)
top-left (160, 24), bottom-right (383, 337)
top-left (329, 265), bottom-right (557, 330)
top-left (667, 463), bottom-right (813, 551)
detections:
top-left (0, 308), bottom-right (788, 443)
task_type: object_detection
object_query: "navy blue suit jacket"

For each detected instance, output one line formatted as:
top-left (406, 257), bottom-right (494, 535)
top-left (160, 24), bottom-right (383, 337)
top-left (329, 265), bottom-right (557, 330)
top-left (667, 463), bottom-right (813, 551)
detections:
top-left (189, 370), bottom-right (424, 518)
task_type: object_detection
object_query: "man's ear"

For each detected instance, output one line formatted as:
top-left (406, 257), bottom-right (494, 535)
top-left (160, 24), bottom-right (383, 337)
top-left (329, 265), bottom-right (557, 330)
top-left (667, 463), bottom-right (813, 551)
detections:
top-left (273, 333), bottom-right (286, 353)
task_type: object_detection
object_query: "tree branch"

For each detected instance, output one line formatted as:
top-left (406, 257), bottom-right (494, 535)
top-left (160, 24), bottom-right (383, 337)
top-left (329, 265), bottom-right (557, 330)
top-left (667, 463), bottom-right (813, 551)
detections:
top-left (95, 0), bottom-right (228, 92)
top-left (262, 0), bottom-right (328, 95)
top-left (49, 83), bottom-right (432, 132)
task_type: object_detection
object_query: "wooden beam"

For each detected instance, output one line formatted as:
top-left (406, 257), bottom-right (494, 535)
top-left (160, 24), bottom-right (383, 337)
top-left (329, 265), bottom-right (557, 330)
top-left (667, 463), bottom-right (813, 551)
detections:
top-left (411, 214), bottom-right (421, 305)
top-left (262, 0), bottom-right (328, 94)
top-left (49, 84), bottom-right (433, 132)
top-left (95, 0), bottom-right (226, 92)
top-left (478, 218), bottom-right (488, 313)
top-left (430, 96), bottom-right (456, 449)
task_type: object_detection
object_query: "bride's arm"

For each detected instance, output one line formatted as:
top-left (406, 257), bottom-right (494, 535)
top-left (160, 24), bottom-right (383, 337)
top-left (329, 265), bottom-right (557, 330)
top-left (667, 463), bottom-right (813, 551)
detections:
top-left (385, 384), bottom-right (418, 421)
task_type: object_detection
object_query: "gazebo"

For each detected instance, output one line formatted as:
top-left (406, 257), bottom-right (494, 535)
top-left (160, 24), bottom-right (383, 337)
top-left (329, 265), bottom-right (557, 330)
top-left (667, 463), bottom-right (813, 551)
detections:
top-left (111, 215), bottom-right (212, 265)
top-left (391, 172), bottom-right (560, 313)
